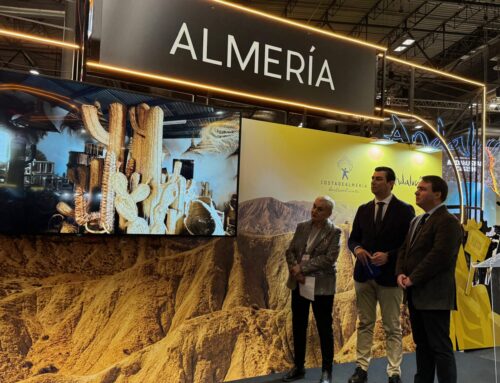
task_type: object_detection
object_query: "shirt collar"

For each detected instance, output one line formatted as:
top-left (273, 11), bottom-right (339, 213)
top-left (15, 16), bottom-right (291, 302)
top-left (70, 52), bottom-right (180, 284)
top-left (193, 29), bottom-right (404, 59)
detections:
top-left (426, 202), bottom-right (445, 216)
top-left (375, 193), bottom-right (393, 205)
top-left (310, 217), bottom-right (332, 228)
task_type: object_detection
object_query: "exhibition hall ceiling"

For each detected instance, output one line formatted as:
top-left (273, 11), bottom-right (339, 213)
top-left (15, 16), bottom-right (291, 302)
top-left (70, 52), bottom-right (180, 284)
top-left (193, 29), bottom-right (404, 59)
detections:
top-left (234, 1), bottom-right (500, 73)
top-left (0, 0), bottom-right (499, 134)
top-left (0, 0), bottom-right (68, 77)
top-left (233, 1), bottom-right (500, 93)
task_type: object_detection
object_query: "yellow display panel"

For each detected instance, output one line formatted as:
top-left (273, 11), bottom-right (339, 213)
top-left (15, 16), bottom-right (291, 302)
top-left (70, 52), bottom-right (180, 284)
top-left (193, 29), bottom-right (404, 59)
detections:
top-left (452, 243), bottom-right (499, 350)
top-left (240, 119), bottom-right (441, 216)
top-left (464, 220), bottom-right (492, 263)
top-left (452, 219), bottom-right (497, 350)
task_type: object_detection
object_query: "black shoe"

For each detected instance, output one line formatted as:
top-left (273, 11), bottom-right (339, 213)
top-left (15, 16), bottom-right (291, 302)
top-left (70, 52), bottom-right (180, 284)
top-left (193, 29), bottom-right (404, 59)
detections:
top-left (348, 367), bottom-right (367, 383)
top-left (388, 374), bottom-right (402, 383)
top-left (282, 366), bottom-right (305, 382)
top-left (319, 369), bottom-right (332, 383)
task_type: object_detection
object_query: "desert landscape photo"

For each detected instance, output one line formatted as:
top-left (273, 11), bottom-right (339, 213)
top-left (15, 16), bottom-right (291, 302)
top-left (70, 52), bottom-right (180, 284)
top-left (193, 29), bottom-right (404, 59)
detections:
top-left (0, 197), bottom-right (415, 383)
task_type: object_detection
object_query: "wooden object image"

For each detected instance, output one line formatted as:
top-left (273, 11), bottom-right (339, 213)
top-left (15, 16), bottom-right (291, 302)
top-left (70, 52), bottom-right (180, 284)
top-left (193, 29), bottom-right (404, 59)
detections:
top-left (74, 186), bottom-right (100, 227)
top-left (89, 158), bottom-right (103, 193)
top-left (99, 152), bottom-right (117, 232)
top-left (165, 161), bottom-right (185, 235)
top-left (81, 102), bottom-right (127, 170)
top-left (77, 101), bottom-right (232, 236)
top-left (128, 103), bottom-right (149, 176)
top-left (128, 104), bottom-right (164, 221)
top-left (111, 172), bottom-right (151, 234)
top-left (186, 119), bottom-right (239, 155)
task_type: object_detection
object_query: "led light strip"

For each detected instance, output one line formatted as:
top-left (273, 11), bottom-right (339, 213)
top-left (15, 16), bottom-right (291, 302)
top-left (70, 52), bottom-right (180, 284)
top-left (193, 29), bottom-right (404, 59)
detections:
top-left (382, 55), bottom-right (485, 219)
top-left (86, 61), bottom-right (384, 122)
top-left (212, 0), bottom-right (386, 52)
top-left (377, 107), bottom-right (465, 222)
top-left (0, 84), bottom-right (79, 110)
top-left (212, 0), bottom-right (483, 217)
top-left (0, 28), bottom-right (80, 49)
top-left (385, 55), bottom-right (484, 88)
top-left (0, 0), bottom-right (483, 218)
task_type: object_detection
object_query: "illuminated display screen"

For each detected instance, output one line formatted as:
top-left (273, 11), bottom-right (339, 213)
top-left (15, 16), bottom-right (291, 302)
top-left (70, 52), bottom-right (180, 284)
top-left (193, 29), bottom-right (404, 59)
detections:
top-left (0, 70), bottom-right (240, 236)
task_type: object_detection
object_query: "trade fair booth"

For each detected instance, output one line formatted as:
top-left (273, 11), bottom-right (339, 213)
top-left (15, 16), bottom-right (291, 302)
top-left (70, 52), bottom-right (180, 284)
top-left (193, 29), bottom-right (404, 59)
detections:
top-left (0, 1), bottom-right (498, 382)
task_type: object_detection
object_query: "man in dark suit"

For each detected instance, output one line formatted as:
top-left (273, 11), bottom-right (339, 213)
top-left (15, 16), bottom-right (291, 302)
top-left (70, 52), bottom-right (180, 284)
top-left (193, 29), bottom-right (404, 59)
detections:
top-left (348, 167), bottom-right (415, 383)
top-left (282, 196), bottom-right (341, 383)
top-left (396, 176), bottom-right (462, 383)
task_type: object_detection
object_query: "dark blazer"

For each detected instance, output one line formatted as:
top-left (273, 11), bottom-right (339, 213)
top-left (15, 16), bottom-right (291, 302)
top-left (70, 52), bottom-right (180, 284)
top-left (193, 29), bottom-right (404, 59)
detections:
top-left (396, 205), bottom-right (462, 310)
top-left (348, 195), bottom-right (415, 287)
top-left (285, 219), bottom-right (341, 295)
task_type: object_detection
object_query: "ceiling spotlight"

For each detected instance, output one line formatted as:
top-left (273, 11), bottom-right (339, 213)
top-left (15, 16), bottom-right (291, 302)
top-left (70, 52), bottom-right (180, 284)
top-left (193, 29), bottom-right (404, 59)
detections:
top-left (402, 39), bottom-right (415, 46)
top-left (29, 69), bottom-right (40, 75)
top-left (394, 46), bottom-right (406, 52)
top-left (414, 124), bottom-right (423, 129)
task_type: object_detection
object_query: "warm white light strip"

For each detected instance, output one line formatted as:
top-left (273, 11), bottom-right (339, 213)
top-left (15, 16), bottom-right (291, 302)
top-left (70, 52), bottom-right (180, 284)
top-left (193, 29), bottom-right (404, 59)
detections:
top-left (217, 0), bottom-right (483, 217)
top-left (212, 0), bottom-right (386, 52)
top-left (0, 84), bottom-right (78, 110)
top-left (378, 107), bottom-right (465, 222)
top-left (86, 61), bottom-right (384, 122)
top-left (385, 55), bottom-right (484, 87)
top-left (82, 0), bottom-right (485, 219)
top-left (0, 28), bottom-right (80, 49)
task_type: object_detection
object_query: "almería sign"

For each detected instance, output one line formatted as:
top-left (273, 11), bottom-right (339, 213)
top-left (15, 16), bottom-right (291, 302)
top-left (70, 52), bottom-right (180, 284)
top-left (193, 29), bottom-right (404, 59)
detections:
top-left (91, 0), bottom-right (377, 115)
top-left (170, 23), bottom-right (335, 91)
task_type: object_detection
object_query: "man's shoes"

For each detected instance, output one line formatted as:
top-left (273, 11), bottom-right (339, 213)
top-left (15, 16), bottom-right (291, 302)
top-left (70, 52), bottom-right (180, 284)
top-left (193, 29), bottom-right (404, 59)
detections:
top-left (282, 366), bottom-right (305, 382)
top-left (388, 374), bottom-right (402, 383)
top-left (348, 366), bottom-right (367, 383)
top-left (319, 369), bottom-right (332, 383)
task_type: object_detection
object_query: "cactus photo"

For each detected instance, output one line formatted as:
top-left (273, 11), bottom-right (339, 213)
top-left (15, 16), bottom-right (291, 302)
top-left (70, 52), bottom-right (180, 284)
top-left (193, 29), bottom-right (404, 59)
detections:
top-left (0, 70), bottom-right (240, 236)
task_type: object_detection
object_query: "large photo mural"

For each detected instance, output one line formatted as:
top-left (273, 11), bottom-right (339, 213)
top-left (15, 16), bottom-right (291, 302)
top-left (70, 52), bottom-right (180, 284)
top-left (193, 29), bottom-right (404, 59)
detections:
top-left (0, 118), bottom-right (444, 382)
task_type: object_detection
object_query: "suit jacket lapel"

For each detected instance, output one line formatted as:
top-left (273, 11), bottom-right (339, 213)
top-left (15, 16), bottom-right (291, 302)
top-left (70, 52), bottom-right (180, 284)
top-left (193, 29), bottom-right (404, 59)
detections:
top-left (406, 216), bottom-right (419, 253)
top-left (379, 196), bottom-right (396, 233)
top-left (308, 220), bottom-right (332, 252)
top-left (367, 201), bottom-right (376, 229)
top-left (408, 206), bottom-right (445, 250)
top-left (375, 195), bottom-right (399, 234)
top-left (302, 221), bottom-right (313, 243)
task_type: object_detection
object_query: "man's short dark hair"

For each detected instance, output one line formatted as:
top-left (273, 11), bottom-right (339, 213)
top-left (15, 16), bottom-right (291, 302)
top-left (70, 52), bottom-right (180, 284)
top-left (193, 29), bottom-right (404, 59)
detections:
top-left (375, 166), bottom-right (396, 182)
top-left (421, 175), bottom-right (448, 202)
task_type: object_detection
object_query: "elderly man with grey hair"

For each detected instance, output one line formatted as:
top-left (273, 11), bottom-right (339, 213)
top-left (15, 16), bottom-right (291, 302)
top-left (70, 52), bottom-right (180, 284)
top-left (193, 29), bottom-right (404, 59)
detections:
top-left (282, 196), bottom-right (341, 383)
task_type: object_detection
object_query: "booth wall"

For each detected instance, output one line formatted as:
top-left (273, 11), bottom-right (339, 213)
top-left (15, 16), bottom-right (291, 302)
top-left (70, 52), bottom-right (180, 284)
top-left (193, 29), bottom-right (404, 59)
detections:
top-left (0, 119), bottom-right (442, 383)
